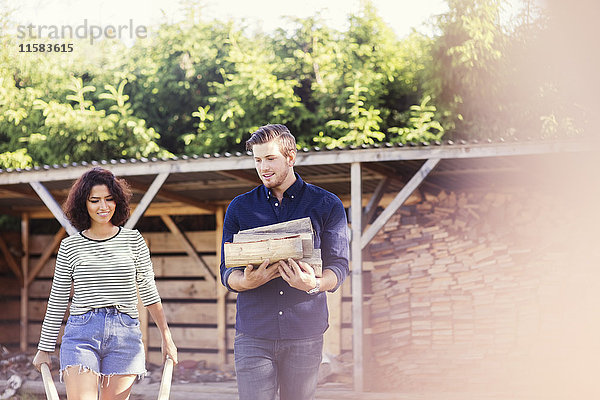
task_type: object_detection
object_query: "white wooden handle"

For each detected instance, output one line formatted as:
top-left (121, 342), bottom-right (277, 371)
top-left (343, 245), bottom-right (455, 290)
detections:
top-left (40, 363), bottom-right (60, 400)
top-left (157, 357), bottom-right (174, 400)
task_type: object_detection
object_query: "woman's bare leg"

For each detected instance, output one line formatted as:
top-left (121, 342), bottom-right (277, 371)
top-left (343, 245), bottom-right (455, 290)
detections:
top-left (99, 374), bottom-right (137, 400)
top-left (63, 366), bottom-right (99, 400)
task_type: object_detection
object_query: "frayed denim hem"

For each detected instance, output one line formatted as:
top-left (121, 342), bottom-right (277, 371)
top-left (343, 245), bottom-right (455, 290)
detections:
top-left (60, 364), bottom-right (147, 386)
top-left (60, 364), bottom-right (100, 383)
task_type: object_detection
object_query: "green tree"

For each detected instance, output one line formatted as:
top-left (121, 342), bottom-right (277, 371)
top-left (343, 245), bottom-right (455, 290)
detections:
top-left (185, 29), bottom-right (308, 153)
top-left (121, 15), bottom-right (236, 153)
top-left (25, 77), bottom-right (169, 164)
top-left (388, 96), bottom-right (444, 144)
top-left (432, 0), bottom-right (507, 138)
top-left (315, 80), bottom-right (384, 148)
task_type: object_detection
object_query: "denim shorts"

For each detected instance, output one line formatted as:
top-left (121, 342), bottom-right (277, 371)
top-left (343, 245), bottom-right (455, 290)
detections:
top-left (60, 307), bottom-right (146, 379)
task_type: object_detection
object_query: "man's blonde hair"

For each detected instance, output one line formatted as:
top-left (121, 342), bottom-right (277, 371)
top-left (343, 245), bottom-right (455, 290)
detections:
top-left (246, 124), bottom-right (297, 158)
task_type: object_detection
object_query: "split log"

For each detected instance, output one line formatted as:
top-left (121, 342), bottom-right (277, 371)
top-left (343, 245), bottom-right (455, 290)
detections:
top-left (300, 248), bottom-right (322, 277)
top-left (239, 217), bottom-right (314, 236)
top-left (224, 236), bottom-right (304, 267)
top-left (234, 232), bottom-right (314, 257)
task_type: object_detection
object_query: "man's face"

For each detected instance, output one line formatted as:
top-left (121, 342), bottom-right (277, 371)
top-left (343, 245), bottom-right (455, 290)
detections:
top-left (252, 140), bottom-right (295, 191)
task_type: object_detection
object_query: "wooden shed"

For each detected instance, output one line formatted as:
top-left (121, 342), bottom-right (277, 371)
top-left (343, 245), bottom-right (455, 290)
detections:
top-left (0, 139), bottom-right (595, 394)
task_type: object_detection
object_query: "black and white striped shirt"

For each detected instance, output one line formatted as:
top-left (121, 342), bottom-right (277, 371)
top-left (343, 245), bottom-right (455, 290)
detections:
top-left (38, 227), bottom-right (161, 352)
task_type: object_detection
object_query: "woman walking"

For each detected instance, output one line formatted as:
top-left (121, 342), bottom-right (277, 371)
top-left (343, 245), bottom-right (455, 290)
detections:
top-left (32, 167), bottom-right (177, 400)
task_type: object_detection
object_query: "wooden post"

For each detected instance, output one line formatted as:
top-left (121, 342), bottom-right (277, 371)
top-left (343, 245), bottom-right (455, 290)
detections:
top-left (351, 162), bottom-right (364, 392)
top-left (20, 213), bottom-right (29, 352)
top-left (215, 206), bottom-right (228, 366)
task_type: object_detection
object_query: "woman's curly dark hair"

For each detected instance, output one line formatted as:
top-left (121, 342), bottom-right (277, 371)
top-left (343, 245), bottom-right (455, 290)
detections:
top-left (63, 167), bottom-right (132, 231)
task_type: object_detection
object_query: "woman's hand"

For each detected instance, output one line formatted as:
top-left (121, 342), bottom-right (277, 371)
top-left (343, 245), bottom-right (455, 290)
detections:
top-left (32, 350), bottom-right (51, 371)
top-left (147, 301), bottom-right (178, 365)
top-left (161, 335), bottom-right (178, 365)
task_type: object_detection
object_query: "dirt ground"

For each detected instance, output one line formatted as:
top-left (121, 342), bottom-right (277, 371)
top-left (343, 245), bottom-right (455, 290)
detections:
top-left (1, 348), bottom-right (574, 399)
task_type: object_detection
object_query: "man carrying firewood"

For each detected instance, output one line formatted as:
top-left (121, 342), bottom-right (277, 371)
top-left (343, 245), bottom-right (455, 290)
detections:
top-left (220, 124), bottom-right (349, 400)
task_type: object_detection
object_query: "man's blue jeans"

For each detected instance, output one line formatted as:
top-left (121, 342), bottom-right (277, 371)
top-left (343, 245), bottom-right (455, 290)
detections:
top-left (234, 331), bottom-right (323, 400)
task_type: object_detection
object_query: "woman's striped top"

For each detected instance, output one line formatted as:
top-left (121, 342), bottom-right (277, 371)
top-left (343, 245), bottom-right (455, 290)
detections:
top-left (38, 227), bottom-right (161, 352)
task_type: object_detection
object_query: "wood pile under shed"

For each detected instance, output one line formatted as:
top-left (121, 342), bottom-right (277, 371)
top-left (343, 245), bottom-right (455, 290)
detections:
top-left (363, 188), bottom-right (595, 393)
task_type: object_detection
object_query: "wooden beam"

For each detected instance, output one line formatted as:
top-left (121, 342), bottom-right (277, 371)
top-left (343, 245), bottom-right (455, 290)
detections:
top-left (362, 177), bottom-right (391, 229)
top-left (26, 228), bottom-right (65, 286)
top-left (20, 213), bottom-right (29, 352)
top-left (125, 172), bottom-right (170, 229)
top-left (15, 202), bottom-right (216, 219)
top-left (429, 166), bottom-right (520, 176)
top-left (0, 235), bottom-right (23, 283)
top-left (219, 170), bottom-right (261, 185)
top-left (361, 158), bottom-right (440, 249)
top-left (0, 185), bottom-right (41, 200)
top-left (159, 215), bottom-right (216, 281)
top-left (215, 206), bottom-right (228, 366)
top-left (29, 181), bottom-right (77, 235)
top-left (127, 179), bottom-right (216, 213)
top-left (1, 141), bottom-right (586, 186)
top-left (350, 162), bottom-right (364, 392)
top-left (362, 162), bottom-right (401, 180)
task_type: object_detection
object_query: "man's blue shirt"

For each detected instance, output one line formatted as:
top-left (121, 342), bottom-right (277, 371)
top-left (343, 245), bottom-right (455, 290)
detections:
top-left (220, 173), bottom-right (350, 340)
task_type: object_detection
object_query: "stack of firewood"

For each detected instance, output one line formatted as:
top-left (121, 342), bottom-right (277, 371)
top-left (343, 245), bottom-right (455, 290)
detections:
top-left (224, 217), bottom-right (323, 276)
top-left (363, 189), bottom-right (579, 392)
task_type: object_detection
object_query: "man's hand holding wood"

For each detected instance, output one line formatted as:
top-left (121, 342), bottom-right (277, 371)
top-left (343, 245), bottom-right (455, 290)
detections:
top-left (278, 258), bottom-right (317, 292)
top-left (228, 259), bottom-right (282, 291)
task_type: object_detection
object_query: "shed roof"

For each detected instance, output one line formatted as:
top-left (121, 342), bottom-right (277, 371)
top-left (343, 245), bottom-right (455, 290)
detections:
top-left (0, 139), bottom-right (589, 215)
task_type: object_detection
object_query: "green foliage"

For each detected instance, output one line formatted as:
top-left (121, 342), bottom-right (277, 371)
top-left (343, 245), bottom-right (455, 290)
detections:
top-left (0, 148), bottom-right (31, 169)
top-left (119, 18), bottom-right (236, 153)
top-left (184, 30), bottom-right (308, 153)
top-left (315, 81), bottom-right (385, 148)
top-left (0, 0), bottom-right (577, 167)
top-left (432, 0), bottom-right (507, 137)
top-left (389, 96), bottom-right (444, 144)
top-left (27, 77), bottom-right (168, 163)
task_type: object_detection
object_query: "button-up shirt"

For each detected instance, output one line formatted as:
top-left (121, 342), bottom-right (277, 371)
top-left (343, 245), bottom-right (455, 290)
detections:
top-left (220, 173), bottom-right (349, 339)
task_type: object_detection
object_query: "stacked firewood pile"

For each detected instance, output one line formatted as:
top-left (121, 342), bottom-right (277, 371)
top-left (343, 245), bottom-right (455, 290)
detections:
top-left (363, 189), bottom-right (592, 393)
